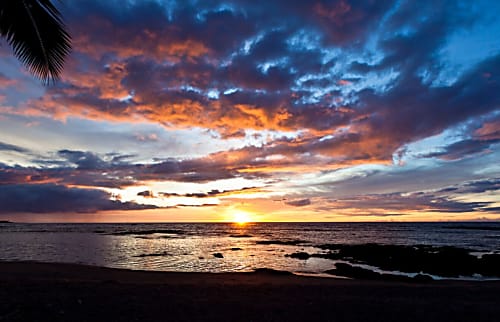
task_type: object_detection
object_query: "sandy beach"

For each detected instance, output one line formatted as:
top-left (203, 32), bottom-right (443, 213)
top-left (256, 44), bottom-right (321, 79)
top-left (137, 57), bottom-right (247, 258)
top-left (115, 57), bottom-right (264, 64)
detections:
top-left (1, 262), bottom-right (499, 322)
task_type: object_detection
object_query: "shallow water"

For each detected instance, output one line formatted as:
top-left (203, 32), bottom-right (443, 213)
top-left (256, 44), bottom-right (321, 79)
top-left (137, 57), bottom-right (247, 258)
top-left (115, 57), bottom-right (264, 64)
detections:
top-left (1, 222), bottom-right (499, 277)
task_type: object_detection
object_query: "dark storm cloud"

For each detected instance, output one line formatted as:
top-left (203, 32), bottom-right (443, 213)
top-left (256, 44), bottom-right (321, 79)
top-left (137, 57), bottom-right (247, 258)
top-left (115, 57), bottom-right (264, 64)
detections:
top-left (423, 139), bottom-right (500, 161)
top-left (318, 176), bottom-right (500, 214)
top-left (481, 207), bottom-right (500, 213)
top-left (228, 0), bottom-right (396, 45)
top-left (457, 178), bottom-right (500, 194)
top-left (0, 152), bottom-right (138, 188)
top-left (159, 187), bottom-right (260, 198)
top-left (18, 0), bottom-right (495, 166)
top-left (421, 114), bottom-right (500, 161)
top-left (62, 0), bottom-right (257, 59)
top-left (58, 149), bottom-right (108, 169)
top-left (285, 198), bottom-right (311, 207)
top-left (0, 141), bottom-right (28, 153)
top-left (342, 1), bottom-right (500, 154)
top-left (0, 148), bottom-right (245, 188)
top-left (0, 184), bottom-right (155, 213)
top-left (356, 54), bottom-right (500, 156)
top-left (325, 191), bottom-right (491, 214)
top-left (0, 164), bottom-right (33, 184)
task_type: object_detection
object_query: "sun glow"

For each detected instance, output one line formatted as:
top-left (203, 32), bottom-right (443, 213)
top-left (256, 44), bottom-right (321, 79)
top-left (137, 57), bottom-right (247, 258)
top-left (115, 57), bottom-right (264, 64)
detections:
top-left (232, 211), bottom-right (251, 224)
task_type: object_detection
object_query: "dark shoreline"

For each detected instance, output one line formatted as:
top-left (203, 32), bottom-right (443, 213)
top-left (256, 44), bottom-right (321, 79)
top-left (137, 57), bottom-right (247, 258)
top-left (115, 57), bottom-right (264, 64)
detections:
top-left (1, 261), bottom-right (500, 322)
top-left (287, 243), bottom-right (500, 279)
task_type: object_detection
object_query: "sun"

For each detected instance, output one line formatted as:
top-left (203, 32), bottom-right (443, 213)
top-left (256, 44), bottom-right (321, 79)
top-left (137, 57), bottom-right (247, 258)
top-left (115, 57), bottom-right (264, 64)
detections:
top-left (232, 211), bottom-right (251, 225)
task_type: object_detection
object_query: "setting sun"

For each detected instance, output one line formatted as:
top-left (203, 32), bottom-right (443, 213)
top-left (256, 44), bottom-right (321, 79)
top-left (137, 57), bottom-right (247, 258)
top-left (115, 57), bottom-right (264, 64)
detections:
top-left (232, 212), bottom-right (251, 224)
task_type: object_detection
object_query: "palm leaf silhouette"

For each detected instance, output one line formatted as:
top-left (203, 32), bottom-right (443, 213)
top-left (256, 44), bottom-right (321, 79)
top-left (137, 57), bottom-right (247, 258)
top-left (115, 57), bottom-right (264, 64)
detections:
top-left (0, 0), bottom-right (71, 83)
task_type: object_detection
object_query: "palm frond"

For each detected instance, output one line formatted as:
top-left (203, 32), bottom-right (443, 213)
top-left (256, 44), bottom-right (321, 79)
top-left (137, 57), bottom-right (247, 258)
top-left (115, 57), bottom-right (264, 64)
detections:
top-left (0, 0), bottom-right (71, 84)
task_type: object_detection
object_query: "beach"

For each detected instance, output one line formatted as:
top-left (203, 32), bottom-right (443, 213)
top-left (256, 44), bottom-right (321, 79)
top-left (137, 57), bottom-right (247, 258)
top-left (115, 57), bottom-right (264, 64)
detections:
top-left (1, 262), bottom-right (499, 322)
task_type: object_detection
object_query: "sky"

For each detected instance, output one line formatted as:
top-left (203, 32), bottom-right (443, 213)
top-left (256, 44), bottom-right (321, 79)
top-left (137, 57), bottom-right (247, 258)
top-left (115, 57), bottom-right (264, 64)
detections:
top-left (0, 0), bottom-right (499, 222)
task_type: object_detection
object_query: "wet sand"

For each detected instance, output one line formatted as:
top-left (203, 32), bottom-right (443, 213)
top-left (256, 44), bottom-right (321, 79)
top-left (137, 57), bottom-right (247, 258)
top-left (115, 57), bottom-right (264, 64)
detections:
top-left (1, 261), bottom-right (499, 321)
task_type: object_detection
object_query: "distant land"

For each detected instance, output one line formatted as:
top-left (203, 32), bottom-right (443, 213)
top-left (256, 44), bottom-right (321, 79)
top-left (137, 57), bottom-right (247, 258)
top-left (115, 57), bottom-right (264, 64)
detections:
top-left (0, 220), bottom-right (12, 224)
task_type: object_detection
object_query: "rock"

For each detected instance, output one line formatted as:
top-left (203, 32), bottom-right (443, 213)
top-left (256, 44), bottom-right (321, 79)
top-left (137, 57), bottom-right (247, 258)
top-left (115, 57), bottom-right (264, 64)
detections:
top-left (329, 263), bottom-right (382, 280)
top-left (479, 254), bottom-right (500, 277)
top-left (286, 252), bottom-right (311, 260)
top-left (317, 243), bottom-right (482, 277)
top-left (133, 252), bottom-right (170, 257)
top-left (326, 263), bottom-right (417, 282)
top-left (413, 274), bottom-right (434, 282)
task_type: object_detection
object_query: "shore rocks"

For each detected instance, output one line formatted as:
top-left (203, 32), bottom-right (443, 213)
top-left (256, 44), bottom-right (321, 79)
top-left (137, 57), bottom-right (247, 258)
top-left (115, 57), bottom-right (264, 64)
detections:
top-left (316, 244), bottom-right (500, 277)
top-left (287, 244), bottom-right (500, 279)
top-left (133, 252), bottom-right (170, 257)
top-left (326, 263), bottom-right (433, 282)
top-left (286, 252), bottom-right (311, 260)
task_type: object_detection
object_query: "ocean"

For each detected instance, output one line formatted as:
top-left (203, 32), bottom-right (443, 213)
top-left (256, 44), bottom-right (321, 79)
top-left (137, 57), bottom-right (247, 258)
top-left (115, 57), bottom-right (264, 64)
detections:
top-left (1, 222), bottom-right (499, 279)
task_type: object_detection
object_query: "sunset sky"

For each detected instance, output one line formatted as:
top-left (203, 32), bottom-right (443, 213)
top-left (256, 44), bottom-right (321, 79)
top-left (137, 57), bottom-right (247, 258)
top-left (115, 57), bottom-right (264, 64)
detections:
top-left (0, 0), bottom-right (499, 222)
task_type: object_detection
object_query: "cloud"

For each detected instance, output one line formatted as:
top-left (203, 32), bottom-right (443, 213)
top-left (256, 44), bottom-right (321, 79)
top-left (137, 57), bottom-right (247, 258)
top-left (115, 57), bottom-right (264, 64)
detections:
top-left (357, 53), bottom-right (500, 159)
top-left (285, 198), bottom-right (311, 207)
top-left (0, 141), bottom-right (28, 153)
top-left (0, 184), bottom-right (155, 213)
top-left (0, 3), bottom-right (329, 127)
top-left (456, 178), bottom-right (500, 194)
top-left (0, 150), bottom-right (139, 188)
top-left (316, 176), bottom-right (500, 215)
top-left (419, 113), bottom-right (500, 161)
top-left (480, 207), bottom-right (500, 213)
top-left (12, 0), bottom-right (495, 167)
top-left (175, 203), bottom-right (218, 208)
top-left (160, 187), bottom-right (261, 198)
top-left (137, 190), bottom-right (154, 198)
top-left (0, 73), bottom-right (17, 87)
top-left (422, 139), bottom-right (499, 161)
top-left (1, 0), bottom-right (499, 219)
top-left (0, 147), bottom-right (258, 188)
top-left (324, 191), bottom-right (490, 214)
top-left (312, 0), bottom-right (395, 44)
top-left (58, 149), bottom-right (108, 169)
top-left (475, 118), bottom-right (500, 141)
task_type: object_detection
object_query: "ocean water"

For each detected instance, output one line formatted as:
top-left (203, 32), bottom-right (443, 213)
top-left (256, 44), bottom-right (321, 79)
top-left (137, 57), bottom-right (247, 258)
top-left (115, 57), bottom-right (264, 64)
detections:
top-left (0, 222), bottom-right (499, 278)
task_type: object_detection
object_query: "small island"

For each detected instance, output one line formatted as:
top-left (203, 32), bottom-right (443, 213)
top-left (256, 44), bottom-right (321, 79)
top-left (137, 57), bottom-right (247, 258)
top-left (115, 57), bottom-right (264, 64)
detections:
top-left (0, 220), bottom-right (13, 224)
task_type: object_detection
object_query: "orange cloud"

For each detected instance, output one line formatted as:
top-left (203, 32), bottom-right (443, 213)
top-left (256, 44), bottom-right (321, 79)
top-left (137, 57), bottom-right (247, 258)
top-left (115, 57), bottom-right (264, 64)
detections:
top-left (70, 14), bottom-right (211, 64)
top-left (337, 79), bottom-right (352, 86)
top-left (475, 119), bottom-right (500, 140)
top-left (314, 1), bottom-right (351, 24)
top-left (0, 74), bottom-right (17, 87)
